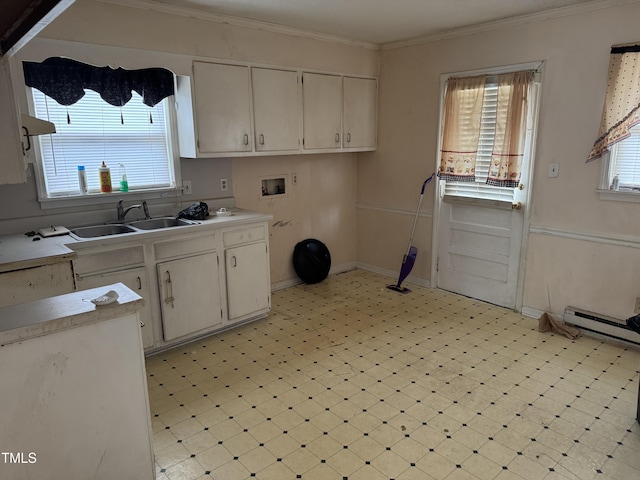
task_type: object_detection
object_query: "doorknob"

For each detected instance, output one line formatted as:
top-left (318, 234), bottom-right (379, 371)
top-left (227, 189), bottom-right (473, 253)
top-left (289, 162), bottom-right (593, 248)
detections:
top-left (512, 202), bottom-right (523, 210)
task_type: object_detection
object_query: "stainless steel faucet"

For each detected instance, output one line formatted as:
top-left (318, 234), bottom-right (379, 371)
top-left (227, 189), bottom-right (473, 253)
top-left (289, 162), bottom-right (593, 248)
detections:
top-left (142, 200), bottom-right (151, 219)
top-left (117, 199), bottom-right (142, 221)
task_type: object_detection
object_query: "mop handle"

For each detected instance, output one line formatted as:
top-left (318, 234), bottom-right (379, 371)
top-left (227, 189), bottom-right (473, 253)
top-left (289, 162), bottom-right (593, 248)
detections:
top-left (405, 174), bottom-right (435, 255)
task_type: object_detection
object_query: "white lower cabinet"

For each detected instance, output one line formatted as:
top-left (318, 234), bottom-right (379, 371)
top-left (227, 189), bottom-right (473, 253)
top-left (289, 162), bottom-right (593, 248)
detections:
top-left (157, 252), bottom-right (223, 341)
top-left (74, 267), bottom-right (154, 349)
top-left (70, 217), bottom-right (271, 352)
top-left (226, 242), bottom-right (270, 321)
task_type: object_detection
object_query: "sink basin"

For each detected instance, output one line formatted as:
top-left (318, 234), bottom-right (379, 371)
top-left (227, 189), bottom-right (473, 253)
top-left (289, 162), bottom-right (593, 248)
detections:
top-left (71, 224), bottom-right (137, 238)
top-left (127, 217), bottom-right (196, 230)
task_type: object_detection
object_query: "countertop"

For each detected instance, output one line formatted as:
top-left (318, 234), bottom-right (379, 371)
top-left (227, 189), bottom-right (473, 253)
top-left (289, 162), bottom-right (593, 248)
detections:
top-left (0, 282), bottom-right (143, 346)
top-left (0, 208), bottom-right (272, 273)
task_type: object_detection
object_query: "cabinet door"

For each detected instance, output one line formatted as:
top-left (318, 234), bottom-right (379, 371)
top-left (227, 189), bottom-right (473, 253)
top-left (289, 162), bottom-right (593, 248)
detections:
top-left (157, 252), bottom-right (222, 341)
top-left (343, 76), bottom-right (377, 149)
top-left (0, 57), bottom-right (26, 185)
top-left (302, 72), bottom-right (342, 150)
top-left (75, 268), bottom-right (154, 349)
top-left (193, 62), bottom-right (252, 153)
top-left (252, 67), bottom-right (300, 152)
top-left (225, 243), bottom-right (270, 321)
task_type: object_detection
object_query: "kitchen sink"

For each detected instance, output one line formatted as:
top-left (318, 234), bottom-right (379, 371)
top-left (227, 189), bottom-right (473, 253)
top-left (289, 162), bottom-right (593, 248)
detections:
top-left (70, 217), bottom-right (199, 239)
top-left (127, 217), bottom-right (197, 230)
top-left (70, 224), bottom-right (137, 238)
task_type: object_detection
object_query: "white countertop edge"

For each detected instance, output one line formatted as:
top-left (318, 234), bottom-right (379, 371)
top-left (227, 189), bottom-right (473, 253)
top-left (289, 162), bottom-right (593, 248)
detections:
top-left (0, 208), bottom-right (273, 272)
top-left (0, 283), bottom-right (144, 346)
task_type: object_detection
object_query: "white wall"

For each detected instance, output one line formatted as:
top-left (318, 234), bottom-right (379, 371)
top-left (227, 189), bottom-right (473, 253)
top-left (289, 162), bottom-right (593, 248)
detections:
top-left (0, 0), bottom-right (378, 285)
top-left (358, 1), bottom-right (640, 319)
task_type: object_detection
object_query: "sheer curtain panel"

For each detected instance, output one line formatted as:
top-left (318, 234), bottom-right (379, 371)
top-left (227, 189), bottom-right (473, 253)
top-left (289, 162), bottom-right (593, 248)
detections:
top-left (487, 71), bottom-right (533, 188)
top-left (438, 75), bottom-right (486, 182)
top-left (588, 43), bottom-right (640, 162)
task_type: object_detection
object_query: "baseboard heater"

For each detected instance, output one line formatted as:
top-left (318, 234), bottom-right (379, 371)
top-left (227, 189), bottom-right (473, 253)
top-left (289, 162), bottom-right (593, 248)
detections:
top-left (563, 306), bottom-right (640, 346)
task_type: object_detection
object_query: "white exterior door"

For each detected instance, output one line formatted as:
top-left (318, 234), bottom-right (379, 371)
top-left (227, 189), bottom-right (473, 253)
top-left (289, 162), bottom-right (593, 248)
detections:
top-left (435, 66), bottom-right (540, 309)
top-left (436, 193), bottom-right (525, 308)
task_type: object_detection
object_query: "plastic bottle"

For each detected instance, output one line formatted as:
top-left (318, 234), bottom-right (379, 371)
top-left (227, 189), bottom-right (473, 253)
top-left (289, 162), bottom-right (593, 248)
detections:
top-left (77, 165), bottom-right (88, 194)
top-left (612, 174), bottom-right (620, 191)
top-left (119, 163), bottom-right (129, 192)
top-left (99, 161), bottom-right (112, 193)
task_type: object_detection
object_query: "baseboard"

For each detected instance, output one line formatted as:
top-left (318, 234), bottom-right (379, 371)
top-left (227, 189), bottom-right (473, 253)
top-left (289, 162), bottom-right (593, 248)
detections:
top-left (271, 262), bottom-right (357, 292)
top-left (521, 306), bottom-right (546, 319)
top-left (355, 262), bottom-right (432, 288)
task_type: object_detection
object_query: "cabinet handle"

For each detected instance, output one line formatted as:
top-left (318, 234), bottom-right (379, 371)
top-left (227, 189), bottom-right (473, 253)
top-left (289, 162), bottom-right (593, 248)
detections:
top-left (243, 133), bottom-right (249, 146)
top-left (259, 134), bottom-right (264, 145)
top-left (347, 133), bottom-right (351, 143)
top-left (22, 126), bottom-right (32, 152)
top-left (165, 270), bottom-right (175, 308)
top-left (335, 133), bottom-right (340, 143)
top-left (231, 256), bottom-right (237, 268)
top-left (136, 276), bottom-right (142, 290)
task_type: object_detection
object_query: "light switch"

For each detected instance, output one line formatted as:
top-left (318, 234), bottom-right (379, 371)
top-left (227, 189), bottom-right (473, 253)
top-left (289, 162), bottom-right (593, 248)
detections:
top-left (548, 163), bottom-right (559, 178)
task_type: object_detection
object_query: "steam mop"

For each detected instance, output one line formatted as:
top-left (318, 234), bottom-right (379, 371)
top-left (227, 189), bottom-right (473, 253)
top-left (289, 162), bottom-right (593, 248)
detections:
top-left (387, 173), bottom-right (435, 293)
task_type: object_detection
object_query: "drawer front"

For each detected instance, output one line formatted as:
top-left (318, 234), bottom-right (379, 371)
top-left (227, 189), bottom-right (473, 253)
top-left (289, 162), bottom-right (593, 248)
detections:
top-left (154, 233), bottom-right (216, 260)
top-left (223, 224), bottom-right (266, 247)
top-left (73, 246), bottom-right (145, 275)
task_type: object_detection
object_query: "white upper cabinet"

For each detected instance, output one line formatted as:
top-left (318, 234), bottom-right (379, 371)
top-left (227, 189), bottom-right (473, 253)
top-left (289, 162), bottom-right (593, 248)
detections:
top-left (343, 76), bottom-right (377, 150)
top-left (252, 67), bottom-right (300, 152)
top-left (0, 58), bottom-right (27, 184)
top-left (302, 72), bottom-right (343, 150)
top-left (192, 61), bottom-right (252, 154)
top-left (178, 60), bottom-right (377, 158)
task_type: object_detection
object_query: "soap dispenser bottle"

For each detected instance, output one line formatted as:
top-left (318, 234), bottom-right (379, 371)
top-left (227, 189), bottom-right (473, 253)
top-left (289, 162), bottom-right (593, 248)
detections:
top-left (99, 161), bottom-right (112, 193)
top-left (119, 163), bottom-right (129, 192)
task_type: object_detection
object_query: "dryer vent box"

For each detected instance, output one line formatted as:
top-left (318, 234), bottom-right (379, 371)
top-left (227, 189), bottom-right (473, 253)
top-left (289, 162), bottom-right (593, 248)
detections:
top-left (261, 177), bottom-right (285, 197)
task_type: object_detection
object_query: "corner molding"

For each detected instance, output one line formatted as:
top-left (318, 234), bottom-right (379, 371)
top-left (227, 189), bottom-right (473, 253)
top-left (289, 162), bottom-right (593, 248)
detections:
top-left (382, 0), bottom-right (640, 50)
top-left (96, 0), bottom-right (380, 51)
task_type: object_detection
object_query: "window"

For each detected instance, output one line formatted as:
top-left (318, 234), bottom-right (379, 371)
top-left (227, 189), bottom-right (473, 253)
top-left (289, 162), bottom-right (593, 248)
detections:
top-left (440, 73), bottom-right (538, 203)
top-left (602, 123), bottom-right (640, 192)
top-left (31, 88), bottom-right (179, 200)
top-left (443, 79), bottom-right (514, 202)
top-left (589, 43), bottom-right (640, 200)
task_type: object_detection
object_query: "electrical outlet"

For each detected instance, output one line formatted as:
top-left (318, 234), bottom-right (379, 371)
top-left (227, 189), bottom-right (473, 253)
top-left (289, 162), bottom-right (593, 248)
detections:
top-left (635, 297), bottom-right (640, 314)
top-left (182, 180), bottom-right (192, 195)
top-left (220, 178), bottom-right (228, 192)
top-left (292, 173), bottom-right (298, 185)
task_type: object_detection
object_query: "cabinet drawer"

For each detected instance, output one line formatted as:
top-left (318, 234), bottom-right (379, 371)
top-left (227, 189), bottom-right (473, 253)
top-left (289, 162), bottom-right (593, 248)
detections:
top-left (73, 246), bottom-right (145, 276)
top-left (223, 225), bottom-right (266, 247)
top-left (0, 262), bottom-right (74, 308)
top-left (154, 233), bottom-right (216, 260)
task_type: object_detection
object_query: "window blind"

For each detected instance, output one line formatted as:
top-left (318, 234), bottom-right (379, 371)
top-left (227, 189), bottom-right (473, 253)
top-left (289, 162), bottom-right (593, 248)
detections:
top-left (32, 88), bottom-right (174, 197)
top-left (443, 81), bottom-right (515, 202)
top-left (611, 124), bottom-right (640, 188)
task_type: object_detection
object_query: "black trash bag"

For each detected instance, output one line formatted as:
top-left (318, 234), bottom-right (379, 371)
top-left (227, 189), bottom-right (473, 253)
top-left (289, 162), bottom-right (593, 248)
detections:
top-left (177, 202), bottom-right (209, 220)
top-left (293, 239), bottom-right (331, 284)
top-left (627, 314), bottom-right (640, 334)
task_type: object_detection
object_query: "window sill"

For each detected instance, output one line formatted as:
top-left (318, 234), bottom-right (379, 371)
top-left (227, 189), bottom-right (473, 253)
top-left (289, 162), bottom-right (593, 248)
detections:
top-left (597, 188), bottom-right (640, 203)
top-left (38, 188), bottom-right (182, 210)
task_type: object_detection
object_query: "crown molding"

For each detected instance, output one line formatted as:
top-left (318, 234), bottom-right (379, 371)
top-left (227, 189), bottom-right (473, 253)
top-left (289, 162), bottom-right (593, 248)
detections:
top-left (95, 0), bottom-right (380, 51)
top-left (382, 0), bottom-right (640, 50)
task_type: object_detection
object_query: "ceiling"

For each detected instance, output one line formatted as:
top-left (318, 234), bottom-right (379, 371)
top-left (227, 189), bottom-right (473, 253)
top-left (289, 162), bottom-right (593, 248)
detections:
top-left (145, 0), bottom-right (604, 45)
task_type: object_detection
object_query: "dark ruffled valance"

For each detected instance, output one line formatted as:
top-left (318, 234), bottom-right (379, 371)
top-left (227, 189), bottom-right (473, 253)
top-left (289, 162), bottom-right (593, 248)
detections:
top-left (23, 57), bottom-right (175, 107)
